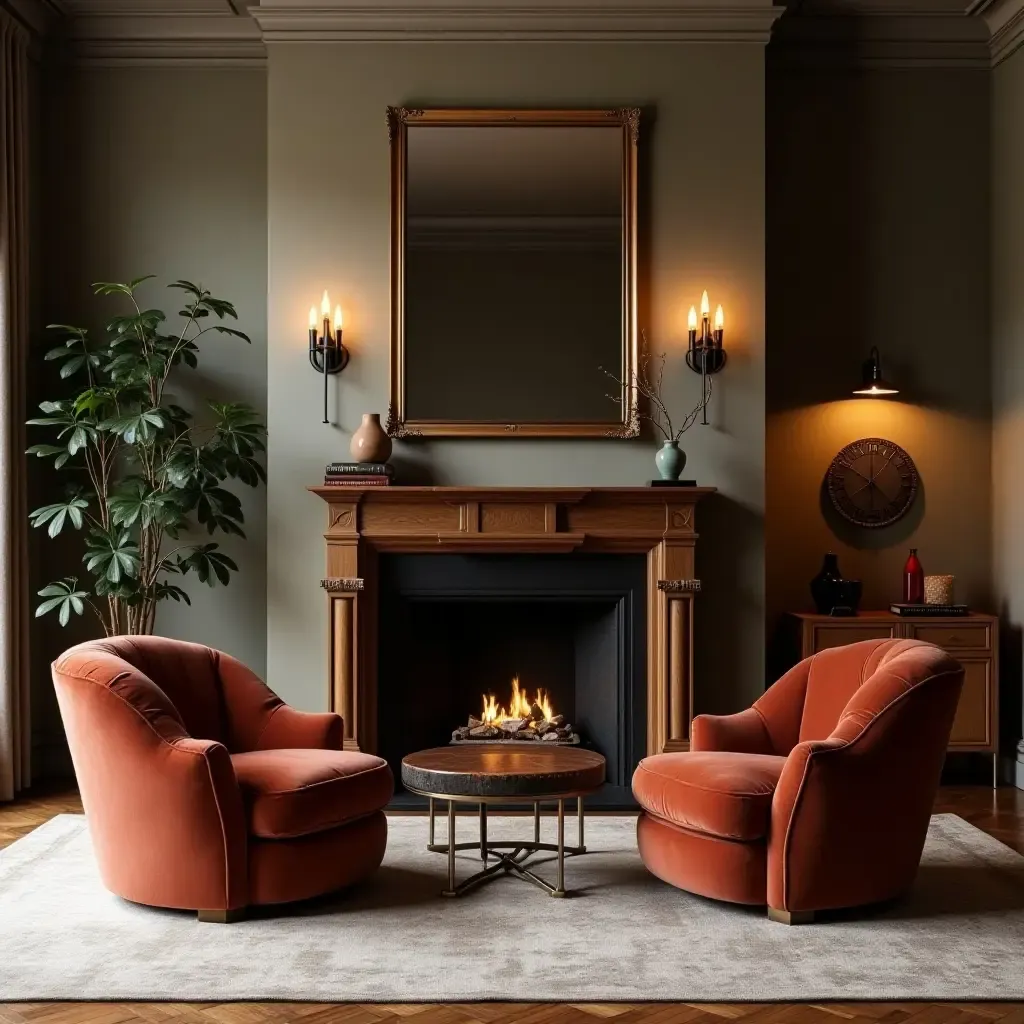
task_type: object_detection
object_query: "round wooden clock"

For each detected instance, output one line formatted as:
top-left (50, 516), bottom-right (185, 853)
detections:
top-left (826, 437), bottom-right (919, 528)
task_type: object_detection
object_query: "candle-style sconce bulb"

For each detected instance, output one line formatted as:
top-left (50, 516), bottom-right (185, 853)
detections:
top-left (308, 292), bottom-right (350, 424)
top-left (685, 289), bottom-right (728, 415)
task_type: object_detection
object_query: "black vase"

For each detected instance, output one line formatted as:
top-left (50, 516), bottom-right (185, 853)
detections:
top-left (810, 553), bottom-right (844, 615)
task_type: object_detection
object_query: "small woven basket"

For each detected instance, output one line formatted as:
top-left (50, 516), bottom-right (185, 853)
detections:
top-left (924, 575), bottom-right (955, 605)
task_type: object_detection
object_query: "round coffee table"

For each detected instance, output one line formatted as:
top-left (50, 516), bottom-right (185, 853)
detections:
top-left (401, 744), bottom-right (606, 898)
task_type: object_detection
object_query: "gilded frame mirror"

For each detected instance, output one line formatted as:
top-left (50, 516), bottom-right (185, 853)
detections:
top-left (386, 107), bottom-right (639, 438)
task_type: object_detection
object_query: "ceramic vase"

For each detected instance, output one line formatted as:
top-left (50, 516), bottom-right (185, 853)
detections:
top-left (654, 440), bottom-right (686, 481)
top-left (350, 413), bottom-right (393, 463)
top-left (810, 553), bottom-right (843, 614)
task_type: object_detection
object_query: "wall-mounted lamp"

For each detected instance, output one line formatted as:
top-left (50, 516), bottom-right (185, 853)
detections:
top-left (685, 290), bottom-right (727, 424)
top-left (853, 346), bottom-right (899, 397)
top-left (308, 290), bottom-right (350, 424)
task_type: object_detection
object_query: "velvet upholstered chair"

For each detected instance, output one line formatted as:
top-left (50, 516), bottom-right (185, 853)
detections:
top-left (632, 638), bottom-right (964, 923)
top-left (52, 636), bottom-right (393, 921)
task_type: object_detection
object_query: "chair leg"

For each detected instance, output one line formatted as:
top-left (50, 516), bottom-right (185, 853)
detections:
top-left (198, 908), bottom-right (246, 923)
top-left (768, 907), bottom-right (815, 925)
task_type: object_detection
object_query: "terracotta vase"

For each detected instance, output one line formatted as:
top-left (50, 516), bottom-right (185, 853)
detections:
top-left (350, 413), bottom-right (392, 463)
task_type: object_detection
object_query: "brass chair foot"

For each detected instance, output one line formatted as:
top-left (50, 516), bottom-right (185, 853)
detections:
top-left (198, 907), bottom-right (246, 923)
top-left (767, 907), bottom-right (815, 925)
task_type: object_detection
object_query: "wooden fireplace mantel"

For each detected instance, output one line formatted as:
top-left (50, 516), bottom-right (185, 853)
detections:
top-left (310, 485), bottom-right (715, 758)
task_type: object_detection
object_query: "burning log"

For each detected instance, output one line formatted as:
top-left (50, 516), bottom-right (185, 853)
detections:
top-left (452, 676), bottom-right (581, 745)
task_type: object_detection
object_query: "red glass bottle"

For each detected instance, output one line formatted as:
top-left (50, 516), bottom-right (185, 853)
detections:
top-left (903, 548), bottom-right (924, 604)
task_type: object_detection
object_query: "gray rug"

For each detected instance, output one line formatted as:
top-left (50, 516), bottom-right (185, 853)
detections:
top-left (0, 812), bottom-right (1022, 1002)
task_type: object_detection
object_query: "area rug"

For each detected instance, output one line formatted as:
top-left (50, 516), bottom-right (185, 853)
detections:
top-left (0, 812), bottom-right (1022, 1002)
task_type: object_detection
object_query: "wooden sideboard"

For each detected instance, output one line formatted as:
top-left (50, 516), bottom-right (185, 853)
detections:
top-left (311, 485), bottom-right (714, 759)
top-left (783, 612), bottom-right (999, 782)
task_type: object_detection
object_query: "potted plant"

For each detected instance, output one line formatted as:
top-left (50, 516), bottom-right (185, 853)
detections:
top-left (27, 276), bottom-right (266, 636)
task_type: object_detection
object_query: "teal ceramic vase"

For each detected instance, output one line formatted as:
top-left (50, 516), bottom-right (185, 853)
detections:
top-left (655, 439), bottom-right (686, 481)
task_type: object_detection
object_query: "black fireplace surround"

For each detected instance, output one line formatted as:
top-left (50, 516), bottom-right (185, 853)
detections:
top-left (378, 553), bottom-right (647, 809)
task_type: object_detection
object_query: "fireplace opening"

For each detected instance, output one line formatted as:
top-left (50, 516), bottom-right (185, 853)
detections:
top-left (378, 553), bottom-right (646, 809)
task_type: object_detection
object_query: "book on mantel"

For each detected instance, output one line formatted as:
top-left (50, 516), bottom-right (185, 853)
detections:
top-left (324, 461), bottom-right (393, 487)
top-left (890, 603), bottom-right (970, 617)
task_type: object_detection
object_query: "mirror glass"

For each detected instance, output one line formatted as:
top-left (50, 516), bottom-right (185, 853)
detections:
top-left (390, 111), bottom-right (638, 437)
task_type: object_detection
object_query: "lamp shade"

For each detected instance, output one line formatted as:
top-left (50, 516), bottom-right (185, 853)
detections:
top-left (853, 346), bottom-right (899, 396)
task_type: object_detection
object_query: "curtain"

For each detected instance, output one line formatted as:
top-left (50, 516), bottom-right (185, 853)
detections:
top-left (0, 8), bottom-right (31, 801)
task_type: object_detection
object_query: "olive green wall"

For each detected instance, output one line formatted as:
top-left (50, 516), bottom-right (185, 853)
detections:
top-left (266, 44), bottom-right (768, 717)
top-left (33, 67), bottom-right (267, 772)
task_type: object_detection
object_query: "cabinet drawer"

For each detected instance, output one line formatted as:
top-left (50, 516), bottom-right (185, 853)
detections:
top-left (810, 624), bottom-right (898, 652)
top-left (908, 622), bottom-right (991, 650)
top-left (948, 658), bottom-right (992, 748)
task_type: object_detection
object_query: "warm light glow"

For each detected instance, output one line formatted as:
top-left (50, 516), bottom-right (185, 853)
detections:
top-left (687, 306), bottom-right (697, 331)
top-left (700, 290), bottom-right (710, 318)
top-left (320, 290), bottom-right (331, 317)
top-left (714, 305), bottom-right (724, 331)
top-left (480, 677), bottom-right (555, 725)
top-left (853, 384), bottom-right (900, 396)
top-left (334, 305), bottom-right (343, 332)
top-left (308, 306), bottom-right (318, 330)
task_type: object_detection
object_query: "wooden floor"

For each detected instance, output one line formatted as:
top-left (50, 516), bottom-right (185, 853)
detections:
top-left (1, 783), bottom-right (1022, 1024)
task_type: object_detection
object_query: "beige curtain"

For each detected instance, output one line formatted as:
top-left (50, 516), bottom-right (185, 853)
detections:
top-left (0, 8), bottom-right (31, 801)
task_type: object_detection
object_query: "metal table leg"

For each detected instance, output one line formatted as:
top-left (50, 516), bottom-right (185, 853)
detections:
top-left (425, 793), bottom-right (589, 898)
top-left (442, 800), bottom-right (457, 897)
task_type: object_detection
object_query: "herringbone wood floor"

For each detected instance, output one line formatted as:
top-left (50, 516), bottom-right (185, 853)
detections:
top-left (2, 783), bottom-right (1023, 1024)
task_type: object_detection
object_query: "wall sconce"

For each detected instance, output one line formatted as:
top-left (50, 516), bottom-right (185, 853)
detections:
top-left (685, 290), bottom-right (726, 425)
top-left (853, 346), bottom-right (899, 397)
top-left (308, 290), bottom-right (350, 424)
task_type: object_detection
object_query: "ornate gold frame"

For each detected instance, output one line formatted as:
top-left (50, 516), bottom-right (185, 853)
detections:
top-left (387, 107), bottom-right (640, 439)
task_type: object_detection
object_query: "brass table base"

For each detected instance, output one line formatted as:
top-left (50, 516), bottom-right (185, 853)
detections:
top-left (426, 796), bottom-right (588, 898)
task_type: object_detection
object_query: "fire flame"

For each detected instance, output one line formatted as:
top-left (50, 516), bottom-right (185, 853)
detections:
top-left (481, 676), bottom-right (554, 724)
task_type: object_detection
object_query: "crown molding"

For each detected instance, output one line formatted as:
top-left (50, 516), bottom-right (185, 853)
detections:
top-left (44, 1), bottom-right (266, 65)
top-left (249, 1), bottom-right (785, 44)
top-left (2, 0), bottom-right (64, 36)
top-left (969, 0), bottom-right (1024, 64)
top-left (770, 2), bottom-right (991, 67)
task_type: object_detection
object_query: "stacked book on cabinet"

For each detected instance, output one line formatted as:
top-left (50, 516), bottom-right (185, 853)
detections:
top-left (323, 462), bottom-right (393, 487)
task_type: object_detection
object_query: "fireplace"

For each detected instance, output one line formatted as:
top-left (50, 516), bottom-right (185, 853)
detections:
top-left (378, 553), bottom-right (646, 808)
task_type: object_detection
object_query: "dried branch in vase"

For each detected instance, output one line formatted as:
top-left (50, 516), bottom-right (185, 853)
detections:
top-left (601, 331), bottom-right (712, 442)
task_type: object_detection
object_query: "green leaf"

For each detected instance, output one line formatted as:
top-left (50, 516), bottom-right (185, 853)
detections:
top-left (59, 355), bottom-right (87, 378)
top-left (45, 324), bottom-right (87, 336)
top-left (177, 544), bottom-right (237, 586)
top-left (30, 498), bottom-right (88, 537)
top-left (210, 326), bottom-right (250, 343)
top-left (44, 346), bottom-right (78, 361)
top-left (92, 276), bottom-right (155, 297)
top-left (83, 528), bottom-right (140, 583)
top-left (168, 280), bottom-right (203, 298)
top-left (34, 578), bottom-right (90, 627)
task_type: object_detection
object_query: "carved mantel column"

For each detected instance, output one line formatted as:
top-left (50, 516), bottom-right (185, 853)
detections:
top-left (321, 578), bottom-right (364, 750)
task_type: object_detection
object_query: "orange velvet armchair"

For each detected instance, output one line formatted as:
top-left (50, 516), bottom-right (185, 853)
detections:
top-left (632, 638), bottom-right (964, 923)
top-left (52, 636), bottom-right (393, 921)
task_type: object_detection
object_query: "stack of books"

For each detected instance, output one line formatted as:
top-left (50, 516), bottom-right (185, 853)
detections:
top-left (323, 462), bottom-right (394, 487)
top-left (890, 603), bottom-right (969, 617)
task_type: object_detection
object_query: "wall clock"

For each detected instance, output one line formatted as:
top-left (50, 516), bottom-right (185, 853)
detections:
top-left (826, 437), bottom-right (919, 528)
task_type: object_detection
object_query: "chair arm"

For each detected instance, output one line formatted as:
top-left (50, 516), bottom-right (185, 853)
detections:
top-left (254, 704), bottom-right (344, 751)
top-left (216, 650), bottom-right (342, 751)
top-left (692, 708), bottom-right (774, 754)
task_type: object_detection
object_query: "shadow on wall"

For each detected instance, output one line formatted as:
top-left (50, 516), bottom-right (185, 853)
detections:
top-left (695, 493), bottom-right (765, 714)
